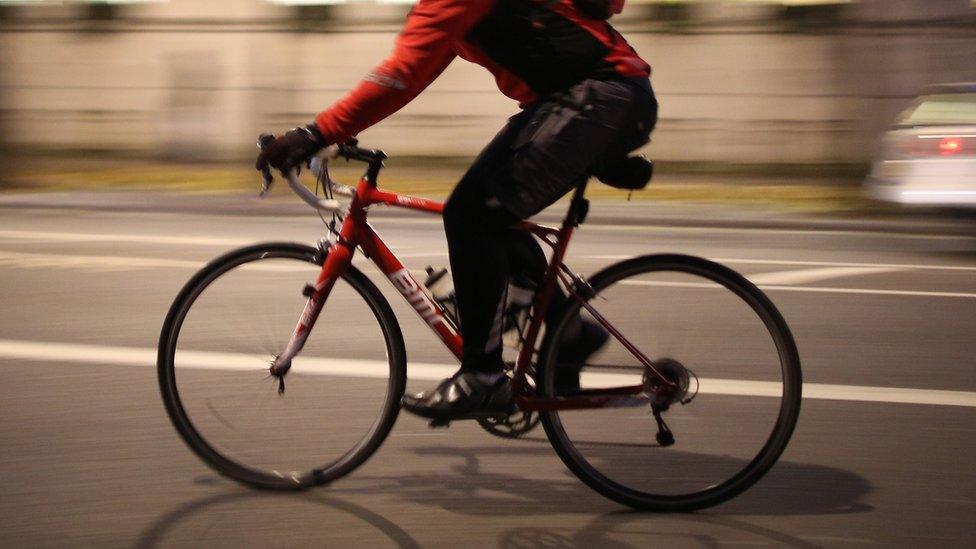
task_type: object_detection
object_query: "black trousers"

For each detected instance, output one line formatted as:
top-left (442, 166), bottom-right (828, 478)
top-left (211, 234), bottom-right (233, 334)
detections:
top-left (443, 78), bottom-right (657, 372)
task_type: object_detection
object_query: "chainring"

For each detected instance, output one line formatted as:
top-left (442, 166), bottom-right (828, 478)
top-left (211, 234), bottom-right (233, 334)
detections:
top-left (477, 410), bottom-right (541, 439)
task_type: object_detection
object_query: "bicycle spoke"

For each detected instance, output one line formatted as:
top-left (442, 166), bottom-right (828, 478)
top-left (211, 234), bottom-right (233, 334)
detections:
top-left (539, 255), bottom-right (801, 511)
top-left (158, 244), bottom-right (406, 489)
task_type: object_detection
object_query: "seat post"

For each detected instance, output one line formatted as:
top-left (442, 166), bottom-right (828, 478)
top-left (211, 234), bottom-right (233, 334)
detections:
top-left (563, 180), bottom-right (590, 228)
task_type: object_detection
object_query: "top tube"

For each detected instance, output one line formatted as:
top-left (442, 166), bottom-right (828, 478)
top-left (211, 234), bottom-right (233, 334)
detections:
top-left (286, 141), bottom-right (590, 229)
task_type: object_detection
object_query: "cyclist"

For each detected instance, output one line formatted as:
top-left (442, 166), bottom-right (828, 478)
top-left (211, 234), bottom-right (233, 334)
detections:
top-left (256, 0), bottom-right (658, 422)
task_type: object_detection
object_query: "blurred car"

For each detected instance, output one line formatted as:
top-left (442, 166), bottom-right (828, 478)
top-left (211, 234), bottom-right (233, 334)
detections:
top-left (868, 83), bottom-right (976, 207)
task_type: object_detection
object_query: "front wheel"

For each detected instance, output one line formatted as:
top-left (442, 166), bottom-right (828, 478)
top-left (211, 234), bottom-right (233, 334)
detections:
top-left (158, 243), bottom-right (406, 489)
top-left (539, 254), bottom-right (802, 511)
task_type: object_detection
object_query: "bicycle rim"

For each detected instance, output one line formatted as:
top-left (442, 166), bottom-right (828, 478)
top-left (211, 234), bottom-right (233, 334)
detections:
top-left (540, 254), bottom-right (801, 511)
top-left (158, 243), bottom-right (406, 489)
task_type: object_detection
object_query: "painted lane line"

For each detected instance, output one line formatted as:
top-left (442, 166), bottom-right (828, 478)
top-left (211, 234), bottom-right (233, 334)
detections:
top-left (746, 266), bottom-right (904, 286)
top-left (0, 230), bottom-right (252, 247)
top-left (2, 340), bottom-right (976, 408)
top-left (370, 215), bottom-right (976, 241)
top-left (0, 250), bottom-right (437, 271)
top-left (932, 498), bottom-right (976, 505)
top-left (0, 250), bottom-right (319, 272)
top-left (582, 255), bottom-right (976, 272)
top-left (1, 250), bottom-right (969, 298)
top-left (0, 251), bottom-right (203, 271)
top-left (0, 230), bottom-right (418, 254)
top-left (393, 252), bottom-right (449, 259)
top-left (619, 279), bottom-right (976, 299)
top-left (761, 285), bottom-right (976, 299)
top-left (5, 206), bottom-right (976, 241)
top-left (711, 257), bottom-right (976, 273)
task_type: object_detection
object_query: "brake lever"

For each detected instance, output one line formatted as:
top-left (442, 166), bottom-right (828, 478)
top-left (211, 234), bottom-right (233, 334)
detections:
top-left (259, 169), bottom-right (274, 198)
top-left (257, 133), bottom-right (276, 198)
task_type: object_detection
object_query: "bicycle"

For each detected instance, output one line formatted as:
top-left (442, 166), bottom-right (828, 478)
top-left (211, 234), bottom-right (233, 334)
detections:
top-left (158, 138), bottom-right (802, 511)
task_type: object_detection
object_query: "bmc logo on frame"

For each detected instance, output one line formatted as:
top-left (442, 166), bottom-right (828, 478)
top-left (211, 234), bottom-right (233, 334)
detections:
top-left (389, 269), bottom-right (445, 328)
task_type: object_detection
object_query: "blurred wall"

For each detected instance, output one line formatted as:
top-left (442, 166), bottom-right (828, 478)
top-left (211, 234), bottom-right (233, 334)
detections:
top-left (0, 0), bottom-right (975, 165)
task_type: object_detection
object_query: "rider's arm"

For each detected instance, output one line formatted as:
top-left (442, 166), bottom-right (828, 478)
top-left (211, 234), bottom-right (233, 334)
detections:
top-left (314, 0), bottom-right (494, 144)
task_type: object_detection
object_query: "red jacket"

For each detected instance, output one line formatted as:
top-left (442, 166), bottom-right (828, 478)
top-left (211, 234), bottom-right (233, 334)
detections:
top-left (314, 0), bottom-right (650, 144)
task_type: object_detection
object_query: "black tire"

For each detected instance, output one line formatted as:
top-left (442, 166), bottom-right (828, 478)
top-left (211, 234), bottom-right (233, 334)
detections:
top-left (158, 243), bottom-right (406, 490)
top-left (539, 254), bottom-right (802, 511)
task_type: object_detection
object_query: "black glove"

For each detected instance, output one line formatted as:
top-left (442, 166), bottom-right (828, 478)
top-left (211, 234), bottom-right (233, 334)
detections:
top-left (255, 124), bottom-right (326, 174)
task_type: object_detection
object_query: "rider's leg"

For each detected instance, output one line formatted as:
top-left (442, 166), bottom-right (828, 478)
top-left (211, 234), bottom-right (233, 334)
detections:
top-left (498, 79), bottom-right (658, 392)
top-left (402, 78), bottom-right (657, 419)
top-left (399, 174), bottom-right (524, 420)
top-left (443, 174), bottom-right (520, 374)
top-left (400, 111), bottom-right (533, 420)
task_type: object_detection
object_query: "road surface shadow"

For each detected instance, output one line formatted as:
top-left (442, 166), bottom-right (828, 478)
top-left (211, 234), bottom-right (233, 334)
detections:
top-left (134, 490), bottom-right (421, 549)
top-left (337, 444), bottom-right (871, 518)
top-left (135, 444), bottom-right (869, 546)
top-left (497, 513), bottom-right (825, 549)
top-left (134, 487), bottom-right (824, 549)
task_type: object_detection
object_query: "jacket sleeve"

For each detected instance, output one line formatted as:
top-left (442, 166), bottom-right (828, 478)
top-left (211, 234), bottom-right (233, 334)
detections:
top-left (314, 0), bottom-right (494, 144)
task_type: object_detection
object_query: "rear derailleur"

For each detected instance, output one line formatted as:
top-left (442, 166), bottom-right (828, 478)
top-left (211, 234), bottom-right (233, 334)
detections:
top-left (644, 358), bottom-right (695, 447)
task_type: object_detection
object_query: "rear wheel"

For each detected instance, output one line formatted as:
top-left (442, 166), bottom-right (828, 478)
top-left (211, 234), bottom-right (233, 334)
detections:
top-left (539, 254), bottom-right (801, 511)
top-left (158, 243), bottom-right (406, 489)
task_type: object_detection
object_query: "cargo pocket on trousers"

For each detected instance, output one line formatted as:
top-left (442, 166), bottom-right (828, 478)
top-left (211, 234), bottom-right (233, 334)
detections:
top-left (505, 81), bottom-right (627, 218)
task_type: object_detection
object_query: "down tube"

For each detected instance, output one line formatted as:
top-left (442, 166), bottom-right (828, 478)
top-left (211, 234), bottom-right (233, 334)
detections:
top-left (359, 222), bottom-right (464, 361)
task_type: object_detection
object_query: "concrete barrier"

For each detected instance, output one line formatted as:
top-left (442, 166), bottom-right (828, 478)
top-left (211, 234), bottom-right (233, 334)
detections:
top-left (0, 0), bottom-right (974, 167)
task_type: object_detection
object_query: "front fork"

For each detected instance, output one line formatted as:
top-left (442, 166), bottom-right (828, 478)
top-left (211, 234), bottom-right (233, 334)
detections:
top-left (269, 237), bottom-right (353, 391)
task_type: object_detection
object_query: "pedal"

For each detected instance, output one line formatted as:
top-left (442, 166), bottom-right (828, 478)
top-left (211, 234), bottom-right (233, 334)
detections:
top-left (428, 418), bottom-right (452, 429)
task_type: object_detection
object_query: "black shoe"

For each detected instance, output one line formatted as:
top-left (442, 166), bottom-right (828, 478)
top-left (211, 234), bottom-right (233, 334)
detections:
top-left (401, 371), bottom-right (514, 421)
top-left (554, 319), bottom-right (609, 393)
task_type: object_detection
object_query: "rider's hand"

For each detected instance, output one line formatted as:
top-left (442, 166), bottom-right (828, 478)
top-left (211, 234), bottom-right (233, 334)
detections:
top-left (255, 124), bottom-right (327, 174)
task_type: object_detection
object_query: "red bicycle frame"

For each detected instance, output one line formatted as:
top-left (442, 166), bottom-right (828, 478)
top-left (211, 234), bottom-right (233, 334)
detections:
top-left (270, 157), bottom-right (656, 412)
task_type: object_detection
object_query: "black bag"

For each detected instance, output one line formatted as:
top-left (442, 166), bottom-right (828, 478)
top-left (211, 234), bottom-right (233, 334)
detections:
top-left (595, 155), bottom-right (654, 190)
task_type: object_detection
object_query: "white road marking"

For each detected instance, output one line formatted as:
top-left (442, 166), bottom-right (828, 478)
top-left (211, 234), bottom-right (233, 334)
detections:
top-left (3, 339), bottom-right (976, 408)
top-left (0, 230), bottom-right (415, 254)
top-left (620, 279), bottom-right (976, 299)
top-left (0, 250), bottom-right (203, 271)
top-left (371, 215), bottom-right (976, 241)
top-left (0, 250), bottom-right (318, 272)
top-left (747, 266), bottom-right (904, 285)
top-left (0, 230), bottom-right (252, 247)
top-left (0, 249), bottom-right (429, 272)
top-left (583, 255), bottom-right (976, 272)
top-left (801, 536), bottom-right (876, 544)
top-left (2, 229), bottom-right (974, 274)
top-left (12, 226), bottom-right (967, 274)
top-left (1, 249), bottom-right (970, 298)
top-left (393, 252), bottom-right (449, 259)
top-left (932, 498), bottom-right (976, 505)
top-left (5, 206), bottom-right (976, 240)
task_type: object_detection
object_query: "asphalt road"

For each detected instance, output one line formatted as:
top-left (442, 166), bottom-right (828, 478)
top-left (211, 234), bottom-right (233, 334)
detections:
top-left (1, 202), bottom-right (975, 548)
